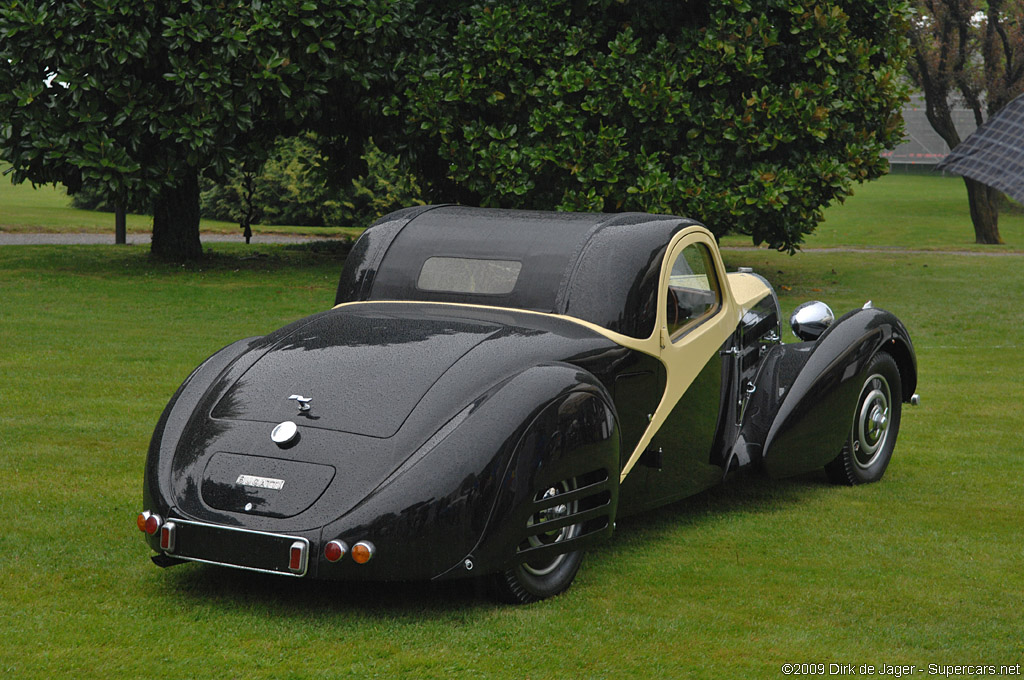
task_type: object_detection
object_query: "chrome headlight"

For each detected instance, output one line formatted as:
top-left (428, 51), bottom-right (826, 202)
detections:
top-left (790, 301), bottom-right (835, 341)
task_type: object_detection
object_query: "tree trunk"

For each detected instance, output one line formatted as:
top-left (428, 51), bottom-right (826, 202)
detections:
top-left (963, 177), bottom-right (1004, 244)
top-left (152, 167), bottom-right (203, 260)
top-left (115, 201), bottom-right (126, 245)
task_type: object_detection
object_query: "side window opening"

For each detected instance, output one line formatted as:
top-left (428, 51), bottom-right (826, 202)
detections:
top-left (666, 243), bottom-right (720, 340)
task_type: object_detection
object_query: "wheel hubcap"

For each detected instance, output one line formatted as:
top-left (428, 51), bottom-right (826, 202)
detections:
top-left (523, 481), bottom-right (580, 576)
top-left (853, 373), bottom-right (891, 469)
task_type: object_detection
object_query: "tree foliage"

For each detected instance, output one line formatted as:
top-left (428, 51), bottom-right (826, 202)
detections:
top-left (394, 0), bottom-right (911, 251)
top-left (0, 0), bottom-right (412, 259)
top-left (908, 0), bottom-right (1024, 244)
top-left (199, 135), bottom-right (423, 229)
top-left (70, 134), bottom-right (424, 229)
top-left (2, 0), bottom-right (911, 256)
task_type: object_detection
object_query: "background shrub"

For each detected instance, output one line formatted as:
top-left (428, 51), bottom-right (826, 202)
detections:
top-left (72, 134), bottom-right (424, 229)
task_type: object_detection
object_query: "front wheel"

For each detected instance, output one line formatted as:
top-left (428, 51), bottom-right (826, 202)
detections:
top-left (489, 480), bottom-right (584, 604)
top-left (826, 352), bottom-right (903, 485)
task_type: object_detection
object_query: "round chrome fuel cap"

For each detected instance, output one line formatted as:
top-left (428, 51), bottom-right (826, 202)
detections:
top-left (271, 421), bottom-right (298, 445)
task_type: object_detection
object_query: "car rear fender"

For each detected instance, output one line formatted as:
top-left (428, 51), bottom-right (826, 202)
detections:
top-left (307, 363), bottom-right (616, 582)
top-left (434, 364), bottom-right (620, 579)
top-left (143, 336), bottom-right (260, 521)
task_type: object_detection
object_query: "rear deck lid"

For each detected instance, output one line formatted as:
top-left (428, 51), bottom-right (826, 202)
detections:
top-left (210, 309), bottom-right (498, 438)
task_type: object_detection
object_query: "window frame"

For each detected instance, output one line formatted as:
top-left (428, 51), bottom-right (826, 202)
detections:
top-left (665, 242), bottom-right (722, 343)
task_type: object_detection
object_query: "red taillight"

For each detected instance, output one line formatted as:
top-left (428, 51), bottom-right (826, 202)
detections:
top-left (324, 540), bottom-right (347, 563)
top-left (289, 541), bottom-right (306, 574)
top-left (136, 511), bottom-right (150, 532)
top-left (351, 541), bottom-right (375, 565)
top-left (160, 522), bottom-right (176, 552)
top-left (144, 514), bottom-right (162, 535)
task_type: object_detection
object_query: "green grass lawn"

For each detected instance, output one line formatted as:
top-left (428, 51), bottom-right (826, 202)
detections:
top-left (2, 225), bottom-right (1022, 677)
top-left (804, 173), bottom-right (1024, 250)
top-left (722, 173), bottom-right (1024, 252)
top-left (0, 166), bottom-right (358, 239)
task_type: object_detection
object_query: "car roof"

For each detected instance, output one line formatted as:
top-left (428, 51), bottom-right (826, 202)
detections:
top-left (335, 205), bottom-right (700, 338)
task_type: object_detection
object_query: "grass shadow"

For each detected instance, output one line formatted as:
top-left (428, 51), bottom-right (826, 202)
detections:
top-left (161, 557), bottom-right (496, 619)
top-left (182, 238), bottom-right (354, 271)
top-left (596, 468), bottom-right (835, 551)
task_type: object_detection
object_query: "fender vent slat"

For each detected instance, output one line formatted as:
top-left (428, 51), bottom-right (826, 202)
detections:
top-left (530, 470), bottom-right (609, 514)
top-left (522, 499), bottom-right (611, 541)
top-left (516, 468), bottom-right (613, 554)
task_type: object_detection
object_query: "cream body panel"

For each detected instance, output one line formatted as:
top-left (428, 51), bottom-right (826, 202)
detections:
top-left (728, 272), bottom-right (773, 311)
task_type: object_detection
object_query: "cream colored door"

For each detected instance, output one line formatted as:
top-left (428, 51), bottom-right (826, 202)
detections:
top-left (618, 228), bottom-right (741, 482)
top-left (646, 238), bottom-right (736, 501)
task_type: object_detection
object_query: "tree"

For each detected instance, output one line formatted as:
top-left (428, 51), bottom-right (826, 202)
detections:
top-left (908, 0), bottom-right (1024, 244)
top-left (0, 0), bottom-right (411, 259)
top-left (391, 0), bottom-right (911, 252)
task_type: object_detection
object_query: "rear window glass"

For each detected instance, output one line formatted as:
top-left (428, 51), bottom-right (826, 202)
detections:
top-left (417, 257), bottom-right (522, 295)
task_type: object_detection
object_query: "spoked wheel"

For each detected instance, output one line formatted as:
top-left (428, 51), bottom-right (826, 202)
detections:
top-left (826, 352), bottom-right (903, 485)
top-left (489, 479), bottom-right (583, 604)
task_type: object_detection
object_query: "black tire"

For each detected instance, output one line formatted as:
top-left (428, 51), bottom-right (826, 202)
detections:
top-left (488, 480), bottom-right (584, 604)
top-left (489, 549), bottom-right (584, 604)
top-left (825, 352), bottom-right (902, 485)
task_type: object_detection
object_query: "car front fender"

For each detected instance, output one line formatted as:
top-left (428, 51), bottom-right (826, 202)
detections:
top-left (758, 307), bottom-right (916, 478)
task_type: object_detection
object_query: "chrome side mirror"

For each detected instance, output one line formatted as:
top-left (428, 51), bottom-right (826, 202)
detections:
top-left (790, 301), bottom-right (834, 341)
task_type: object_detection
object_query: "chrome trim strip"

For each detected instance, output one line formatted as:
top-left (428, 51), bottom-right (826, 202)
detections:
top-left (167, 518), bottom-right (310, 578)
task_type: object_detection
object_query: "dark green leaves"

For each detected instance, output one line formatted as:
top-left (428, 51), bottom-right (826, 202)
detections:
top-left (1, 0), bottom-right (910, 253)
top-left (0, 0), bottom-right (411, 210)
top-left (396, 0), bottom-right (911, 251)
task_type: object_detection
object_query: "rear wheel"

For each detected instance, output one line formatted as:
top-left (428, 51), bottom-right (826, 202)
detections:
top-left (826, 352), bottom-right (902, 485)
top-left (489, 479), bottom-right (583, 604)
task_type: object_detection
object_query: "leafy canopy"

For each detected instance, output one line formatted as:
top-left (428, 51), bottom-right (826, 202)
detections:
top-left (0, 0), bottom-right (411, 208)
top-left (2, 0), bottom-right (910, 254)
top-left (396, 0), bottom-right (911, 252)
top-left (198, 136), bottom-right (424, 229)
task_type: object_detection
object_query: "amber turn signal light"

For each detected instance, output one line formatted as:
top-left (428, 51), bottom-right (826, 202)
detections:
top-left (351, 541), bottom-right (375, 564)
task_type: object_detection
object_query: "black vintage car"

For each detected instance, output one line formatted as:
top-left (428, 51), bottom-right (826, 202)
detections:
top-left (139, 206), bottom-right (918, 603)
